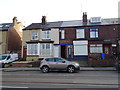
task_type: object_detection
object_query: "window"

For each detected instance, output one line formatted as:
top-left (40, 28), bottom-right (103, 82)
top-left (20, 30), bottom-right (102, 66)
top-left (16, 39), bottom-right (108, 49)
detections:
top-left (90, 44), bottom-right (103, 53)
top-left (90, 17), bottom-right (101, 23)
top-left (61, 30), bottom-right (65, 39)
top-left (90, 28), bottom-right (98, 38)
top-left (41, 43), bottom-right (51, 56)
top-left (27, 44), bottom-right (38, 55)
top-left (55, 58), bottom-right (63, 62)
top-left (31, 31), bottom-right (38, 40)
top-left (73, 41), bottom-right (88, 55)
top-left (42, 30), bottom-right (50, 39)
top-left (45, 58), bottom-right (54, 62)
top-left (76, 29), bottom-right (85, 39)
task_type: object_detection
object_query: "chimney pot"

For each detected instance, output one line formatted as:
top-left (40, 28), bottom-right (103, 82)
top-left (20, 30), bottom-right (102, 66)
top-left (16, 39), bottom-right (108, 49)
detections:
top-left (83, 12), bottom-right (87, 23)
top-left (13, 17), bottom-right (17, 26)
top-left (42, 16), bottom-right (47, 25)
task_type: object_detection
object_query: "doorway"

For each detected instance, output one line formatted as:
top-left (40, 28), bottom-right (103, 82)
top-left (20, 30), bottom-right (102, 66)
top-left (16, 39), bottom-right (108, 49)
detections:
top-left (68, 47), bottom-right (72, 58)
top-left (61, 45), bottom-right (66, 58)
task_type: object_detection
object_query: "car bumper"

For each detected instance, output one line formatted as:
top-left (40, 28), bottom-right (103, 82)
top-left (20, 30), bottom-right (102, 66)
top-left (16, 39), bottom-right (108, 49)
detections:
top-left (75, 66), bottom-right (80, 71)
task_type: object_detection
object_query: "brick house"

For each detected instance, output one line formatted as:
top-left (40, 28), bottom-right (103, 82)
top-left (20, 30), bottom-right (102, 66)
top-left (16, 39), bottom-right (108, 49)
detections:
top-left (0, 17), bottom-right (24, 57)
top-left (23, 14), bottom-right (119, 66)
top-left (59, 13), bottom-right (119, 66)
top-left (22, 16), bottom-right (62, 60)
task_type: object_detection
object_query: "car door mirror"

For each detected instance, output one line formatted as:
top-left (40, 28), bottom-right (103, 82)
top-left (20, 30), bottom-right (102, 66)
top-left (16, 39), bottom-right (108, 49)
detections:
top-left (62, 61), bottom-right (66, 63)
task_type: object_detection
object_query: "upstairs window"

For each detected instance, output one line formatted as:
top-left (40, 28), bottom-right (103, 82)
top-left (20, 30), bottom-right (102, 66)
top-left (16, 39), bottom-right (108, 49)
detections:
top-left (42, 30), bottom-right (50, 39)
top-left (61, 30), bottom-right (65, 39)
top-left (76, 29), bottom-right (85, 39)
top-left (90, 28), bottom-right (98, 38)
top-left (90, 17), bottom-right (101, 23)
top-left (31, 31), bottom-right (38, 40)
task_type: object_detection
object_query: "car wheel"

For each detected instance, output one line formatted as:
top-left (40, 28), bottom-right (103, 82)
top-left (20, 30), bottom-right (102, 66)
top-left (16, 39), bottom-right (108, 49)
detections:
top-left (67, 66), bottom-right (75, 73)
top-left (2, 64), bottom-right (5, 68)
top-left (41, 66), bottom-right (49, 73)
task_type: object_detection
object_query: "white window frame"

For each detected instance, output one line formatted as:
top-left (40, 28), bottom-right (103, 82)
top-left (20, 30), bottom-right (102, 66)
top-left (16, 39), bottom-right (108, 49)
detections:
top-left (90, 17), bottom-right (101, 23)
top-left (42, 30), bottom-right (50, 39)
top-left (31, 31), bottom-right (38, 40)
top-left (27, 44), bottom-right (38, 55)
top-left (61, 30), bottom-right (65, 39)
top-left (41, 43), bottom-right (52, 56)
top-left (90, 28), bottom-right (98, 38)
top-left (76, 29), bottom-right (85, 39)
top-left (90, 44), bottom-right (103, 53)
top-left (73, 41), bottom-right (88, 55)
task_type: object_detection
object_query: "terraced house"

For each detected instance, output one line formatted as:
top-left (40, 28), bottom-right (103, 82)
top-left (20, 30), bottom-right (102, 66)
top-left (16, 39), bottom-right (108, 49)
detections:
top-left (0, 17), bottom-right (24, 56)
top-left (22, 16), bottom-right (61, 60)
top-left (23, 13), bottom-right (120, 66)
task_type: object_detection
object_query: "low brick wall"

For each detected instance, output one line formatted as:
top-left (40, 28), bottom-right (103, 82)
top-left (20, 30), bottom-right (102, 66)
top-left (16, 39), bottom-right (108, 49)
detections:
top-left (12, 61), bottom-right (32, 67)
top-left (88, 59), bottom-right (116, 67)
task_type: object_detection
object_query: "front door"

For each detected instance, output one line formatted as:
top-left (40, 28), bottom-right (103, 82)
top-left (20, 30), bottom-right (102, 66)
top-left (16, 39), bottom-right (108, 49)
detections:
top-left (68, 47), bottom-right (72, 58)
top-left (23, 48), bottom-right (27, 59)
top-left (61, 45), bottom-right (66, 58)
top-left (104, 45), bottom-right (111, 59)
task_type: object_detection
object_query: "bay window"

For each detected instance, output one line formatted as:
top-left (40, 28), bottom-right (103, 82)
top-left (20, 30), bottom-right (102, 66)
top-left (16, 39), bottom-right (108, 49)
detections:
top-left (27, 44), bottom-right (38, 55)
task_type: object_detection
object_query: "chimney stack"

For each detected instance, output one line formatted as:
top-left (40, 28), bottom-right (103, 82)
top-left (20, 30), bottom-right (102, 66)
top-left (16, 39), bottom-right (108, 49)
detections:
top-left (82, 12), bottom-right (87, 23)
top-left (42, 16), bottom-right (47, 25)
top-left (13, 17), bottom-right (17, 26)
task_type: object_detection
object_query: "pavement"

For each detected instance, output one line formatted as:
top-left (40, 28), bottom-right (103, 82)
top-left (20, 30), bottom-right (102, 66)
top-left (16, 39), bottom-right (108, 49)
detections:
top-left (0, 67), bottom-right (116, 72)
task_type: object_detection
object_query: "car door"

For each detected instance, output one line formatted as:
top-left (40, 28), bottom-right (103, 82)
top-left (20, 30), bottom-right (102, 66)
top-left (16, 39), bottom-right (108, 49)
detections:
top-left (55, 58), bottom-right (67, 70)
top-left (46, 58), bottom-right (56, 69)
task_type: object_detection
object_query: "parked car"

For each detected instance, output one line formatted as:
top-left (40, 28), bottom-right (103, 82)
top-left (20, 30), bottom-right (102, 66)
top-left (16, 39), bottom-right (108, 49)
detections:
top-left (115, 55), bottom-right (120, 72)
top-left (39, 57), bottom-right (80, 73)
top-left (0, 53), bottom-right (18, 68)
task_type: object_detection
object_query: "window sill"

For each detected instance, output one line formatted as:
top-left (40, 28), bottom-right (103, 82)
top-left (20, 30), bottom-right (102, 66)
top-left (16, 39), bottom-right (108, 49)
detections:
top-left (60, 39), bottom-right (65, 40)
top-left (27, 55), bottom-right (39, 57)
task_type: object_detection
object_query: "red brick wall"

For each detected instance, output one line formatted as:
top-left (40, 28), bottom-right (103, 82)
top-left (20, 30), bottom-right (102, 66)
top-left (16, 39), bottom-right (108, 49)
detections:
top-left (7, 27), bottom-right (22, 53)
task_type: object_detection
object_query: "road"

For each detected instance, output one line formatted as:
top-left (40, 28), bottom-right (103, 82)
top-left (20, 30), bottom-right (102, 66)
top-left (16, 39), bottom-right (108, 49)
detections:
top-left (1, 70), bottom-right (119, 89)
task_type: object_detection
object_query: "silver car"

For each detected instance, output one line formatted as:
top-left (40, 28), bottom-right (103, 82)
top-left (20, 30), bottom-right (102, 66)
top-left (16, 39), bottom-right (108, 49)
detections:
top-left (40, 57), bottom-right (80, 73)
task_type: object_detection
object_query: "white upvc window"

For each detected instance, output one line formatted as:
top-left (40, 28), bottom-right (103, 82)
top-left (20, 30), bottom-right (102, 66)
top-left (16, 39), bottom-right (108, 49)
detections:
top-left (31, 31), bottom-right (38, 40)
top-left (41, 43), bottom-right (52, 56)
top-left (76, 29), bottom-right (85, 39)
top-left (90, 44), bottom-right (103, 53)
top-left (61, 30), bottom-right (65, 39)
top-left (73, 41), bottom-right (88, 55)
top-left (42, 30), bottom-right (50, 39)
top-left (90, 28), bottom-right (98, 38)
top-left (27, 44), bottom-right (38, 55)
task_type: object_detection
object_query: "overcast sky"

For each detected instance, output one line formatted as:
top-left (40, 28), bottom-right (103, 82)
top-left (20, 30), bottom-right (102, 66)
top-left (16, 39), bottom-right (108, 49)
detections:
top-left (0, 0), bottom-right (119, 26)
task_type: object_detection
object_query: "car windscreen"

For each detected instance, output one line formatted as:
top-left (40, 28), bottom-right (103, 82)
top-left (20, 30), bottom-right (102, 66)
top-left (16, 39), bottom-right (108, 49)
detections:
top-left (0, 55), bottom-right (8, 60)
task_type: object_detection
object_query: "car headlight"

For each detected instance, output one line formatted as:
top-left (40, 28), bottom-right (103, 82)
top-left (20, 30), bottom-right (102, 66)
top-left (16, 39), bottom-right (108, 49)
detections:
top-left (75, 63), bottom-right (79, 66)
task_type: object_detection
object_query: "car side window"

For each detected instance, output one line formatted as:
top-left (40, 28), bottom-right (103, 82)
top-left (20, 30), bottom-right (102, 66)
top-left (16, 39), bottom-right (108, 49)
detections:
top-left (55, 58), bottom-right (63, 62)
top-left (45, 58), bottom-right (55, 62)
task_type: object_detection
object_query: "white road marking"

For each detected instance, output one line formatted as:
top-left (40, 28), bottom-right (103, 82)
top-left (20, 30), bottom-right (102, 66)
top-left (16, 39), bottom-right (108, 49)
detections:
top-left (0, 86), bottom-right (29, 88)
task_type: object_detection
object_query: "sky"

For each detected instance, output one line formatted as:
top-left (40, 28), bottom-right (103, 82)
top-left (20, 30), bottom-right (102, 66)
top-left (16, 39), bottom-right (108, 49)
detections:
top-left (0, 0), bottom-right (120, 26)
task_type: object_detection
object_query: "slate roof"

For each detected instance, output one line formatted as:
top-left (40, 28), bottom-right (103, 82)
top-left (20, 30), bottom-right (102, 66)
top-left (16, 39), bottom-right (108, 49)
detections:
top-left (0, 23), bottom-right (13, 31)
top-left (24, 21), bottom-right (63, 30)
top-left (23, 18), bottom-right (119, 30)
